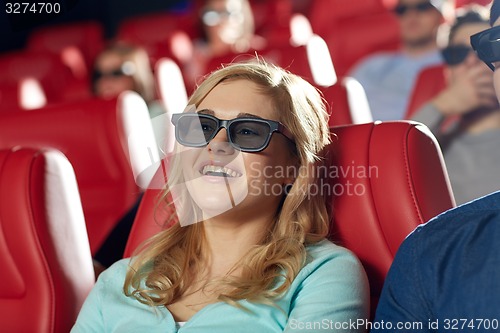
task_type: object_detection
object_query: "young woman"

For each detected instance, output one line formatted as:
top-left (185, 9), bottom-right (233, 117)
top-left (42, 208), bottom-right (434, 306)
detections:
top-left (72, 60), bottom-right (369, 332)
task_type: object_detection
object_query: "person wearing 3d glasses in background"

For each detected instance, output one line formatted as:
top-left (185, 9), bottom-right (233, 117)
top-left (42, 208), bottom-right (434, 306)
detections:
top-left (348, 0), bottom-right (448, 121)
top-left (71, 59), bottom-right (369, 332)
top-left (371, 3), bottom-right (500, 332)
top-left (91, 42), bottom-right (168, 279)
top-left (411, 5), bottom-right (500, 205)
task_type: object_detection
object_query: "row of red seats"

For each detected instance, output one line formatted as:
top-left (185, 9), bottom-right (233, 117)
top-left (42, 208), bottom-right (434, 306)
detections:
top-left (0, 0), bottom-right (489, 116)
top-left (0, 0), bottom-right (399, 118)
top-left (0, 92), bottom-right (157, 255)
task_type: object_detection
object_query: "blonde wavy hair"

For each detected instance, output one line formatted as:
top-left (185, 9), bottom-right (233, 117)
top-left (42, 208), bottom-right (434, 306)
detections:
top-left (124, 59), bottom-right (331, 308)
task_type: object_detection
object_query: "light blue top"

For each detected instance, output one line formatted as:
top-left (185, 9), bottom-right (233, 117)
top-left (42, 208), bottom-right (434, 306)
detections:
top-left (71, 240), bottom-right (369, 332)
top-left (349, 50), bottom-right (443, 121)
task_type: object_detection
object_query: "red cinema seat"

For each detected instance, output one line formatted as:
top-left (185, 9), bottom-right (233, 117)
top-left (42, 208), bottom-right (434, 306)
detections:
top-left (0, 147), bottom-right (94, 333)
top-left (122, 121), bottom-right (456, 316)
top-left (0, 92), bottom-right (156, 255)
top-left (322, 76), bottom-right (373, 126)
top-left (0, 82), bottom-right (23, 112)
top-left (117, 13), bottom-right (196, 67)
top-left (0, 51), bottom-right (77, 104)
top-left (117, 12), bottom-right (197, 43)
top-left (26, 21), bottom-right (105, 78)
top-left (205, 34), bottom-right (336, 88)
top-left (0, 79), bottom-right (47, 112)
top-left (326, 121), bottom-right (455, 315)
top-left (325, 12), bottom-right (401, 78)
top-left (405, 64), bottom-right (446, 119)
top-left (308, 0), bottom-right (387, 32)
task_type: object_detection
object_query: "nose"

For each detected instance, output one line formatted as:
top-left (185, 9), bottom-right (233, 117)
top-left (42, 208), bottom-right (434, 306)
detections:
top-left (207, 128), bottom-right (235, 155)
top-left (467, 50), bottom-right (481, 66)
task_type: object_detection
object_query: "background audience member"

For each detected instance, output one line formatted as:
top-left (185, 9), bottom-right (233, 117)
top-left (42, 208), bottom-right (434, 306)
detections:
top-left (413, 7), bottom-right (500, 205)
top-left (372, 3), bottom-right (500, 331)
top-left (92, 42), bottom-right (164, 278)
top-left (349, 0), bottom-right (446, 121)
top-left (183, 0), bottom-right (265, 89)
top-left (93, 42), bottom-right (165, 118)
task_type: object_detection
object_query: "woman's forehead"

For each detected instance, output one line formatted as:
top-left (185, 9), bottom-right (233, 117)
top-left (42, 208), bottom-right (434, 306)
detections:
top-left (198, 79), bottom-right (277, 120)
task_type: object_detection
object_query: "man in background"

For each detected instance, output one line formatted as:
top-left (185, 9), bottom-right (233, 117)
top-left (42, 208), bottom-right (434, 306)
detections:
top-left (349, 0), bottom-right (447, 121)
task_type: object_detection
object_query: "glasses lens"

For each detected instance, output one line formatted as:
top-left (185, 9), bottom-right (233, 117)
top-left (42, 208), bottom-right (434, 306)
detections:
top-left (229, 120), bottom-right (271, 150)
top-left (472, 27), bottom-right (500, 70)
top-left (415, 2), bottom-right (434, 12)
top-left (394, 2), bottom-right (433, 15)
top-left (442, 45), bottom-right (471, 65)
top-left (176, 114), bottom-right (218, 146)
top-left (394, 5), bottom-right (407, 15)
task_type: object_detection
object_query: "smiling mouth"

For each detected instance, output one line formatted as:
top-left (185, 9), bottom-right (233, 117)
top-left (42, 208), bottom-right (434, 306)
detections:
top-left (201, 165), bottom-right (242, 178)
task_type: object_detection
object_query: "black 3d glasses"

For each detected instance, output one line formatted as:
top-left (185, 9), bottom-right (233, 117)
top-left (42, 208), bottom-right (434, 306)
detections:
top-left (441, 45), bottom-right (473, 66)
top-left (471, 25), bottom-right (500, 71)
top-left (92, 62), bottom-right (136, 81)
top-left (394, 1), bottom-right (435, 16)
top-left (171, 112), bottom-right (295, 153)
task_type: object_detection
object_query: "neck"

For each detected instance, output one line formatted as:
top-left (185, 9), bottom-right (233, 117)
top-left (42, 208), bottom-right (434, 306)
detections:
top-left (460, 108), bottom-right (500, 134)
top-left (402, 39), bottom-right (438, 57)
top-left (201, 211), bottom-right (275, 276)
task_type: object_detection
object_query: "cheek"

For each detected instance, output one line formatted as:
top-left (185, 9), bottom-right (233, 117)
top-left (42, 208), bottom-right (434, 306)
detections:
top-left (118, 77), bottom-right (136, 91)
top-left (179, 147), bottom-right (201, 180)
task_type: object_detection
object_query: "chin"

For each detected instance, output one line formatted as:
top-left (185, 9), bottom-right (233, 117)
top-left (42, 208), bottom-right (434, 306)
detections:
top-left (183, 177), bottom-right (249, 223)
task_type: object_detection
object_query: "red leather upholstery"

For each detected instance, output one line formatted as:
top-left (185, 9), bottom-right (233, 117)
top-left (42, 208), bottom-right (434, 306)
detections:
top-left (0, 51), bottom-right (77, 104)
top-left (327, 121), bottom-right (455, 313)
top-left (0, 93), bottom-right (149, 254)
top-left (117, 13), bottom-right (197, 68)
top-left (325, 13), bottom-right (400, 78)
top-left (0, 147), bottom-right (94, 333)
top-left (405, 64), bottom-right (446, 119)
top-left (309, 0), bottom-right (400, 77)
top-left (26, 21), bottom-right (105, 77)
top-left (117, 12), bottom-right (198, 42)
top-left (123, 163), bottom-right (174, 258)
top-left (0, 82), bottom-right (21, 112)
top-left (122, 121), bottom-right (455, 314)
top-left (309, 0), bottom-right (386, 33)
top-left (0, 78), bottom-right (48, 112)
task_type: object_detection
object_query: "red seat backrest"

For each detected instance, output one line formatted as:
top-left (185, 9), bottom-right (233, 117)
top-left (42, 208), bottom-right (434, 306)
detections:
top-left (0, 147), bottom-right (94, 333)
top-left (326, 121), bottom-right (455, 314)
top-left (308, 0), bottom-right (386, 33)
top-left (325, 13), bottom-right (401, 78)
top-left (0, 93), bottom-right (149, 254)
top-left (122, 121), bottom-right (455, 315)
top-left (308, 0), bottom-right (400, 77)
top-left (0, 51), bottom-right (76, 104)
top-left (405, 64), bottom-right (446, 119)
top-left (0, 82), bottom-right (21, 112)
top-left (26, 21), bottom-right (105, 76)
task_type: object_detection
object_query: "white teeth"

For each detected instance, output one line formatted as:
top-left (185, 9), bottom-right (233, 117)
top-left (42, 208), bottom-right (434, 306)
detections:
top-left (202, 165), bottom-right (241, 177)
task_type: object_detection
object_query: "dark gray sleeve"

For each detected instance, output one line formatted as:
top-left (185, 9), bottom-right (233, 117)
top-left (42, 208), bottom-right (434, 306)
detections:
top-left (411, 103), bottom-right (445, 134)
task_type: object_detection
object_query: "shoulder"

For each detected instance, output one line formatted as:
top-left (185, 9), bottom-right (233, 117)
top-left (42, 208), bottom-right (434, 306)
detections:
top-left (301, 239), bottom-right (367, 284)
top-left (411, 191), bottom-right (500, 244)
top-left (395, 191), bottom-right (500, 269)
top-left (306, 239), bottom-right (359, 263)
top-left (284, 240), bottom-right (369, 321)
top-left (96, 258), bottom-right (131, 288)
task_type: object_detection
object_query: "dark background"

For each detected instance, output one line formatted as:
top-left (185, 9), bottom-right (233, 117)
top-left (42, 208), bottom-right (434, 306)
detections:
top-left (0, 0), bottom-right (191, 52)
